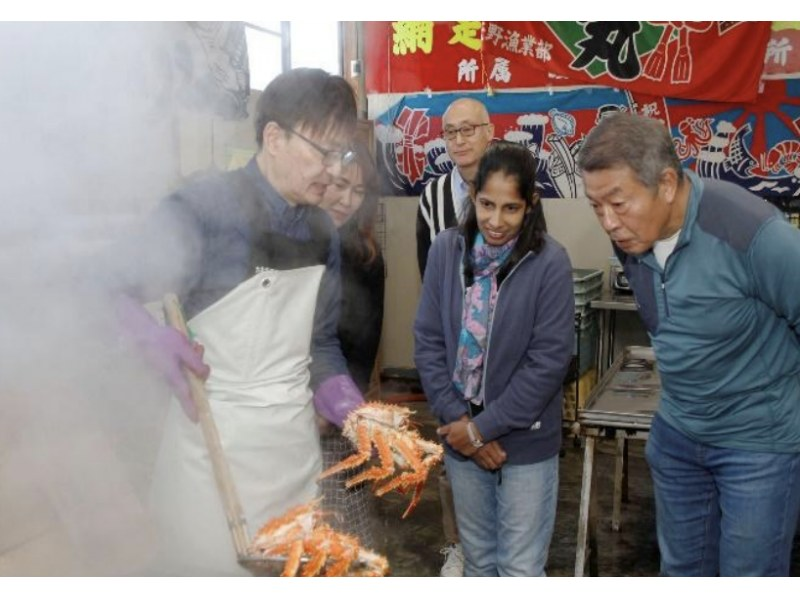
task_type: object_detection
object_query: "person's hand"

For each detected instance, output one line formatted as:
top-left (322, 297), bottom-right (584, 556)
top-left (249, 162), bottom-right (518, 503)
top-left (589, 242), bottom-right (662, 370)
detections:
top-left (312, 374), bottom-right (364, 428)
top-left (472, 440), bottom-right (507, 471)
top-left (117, 296), bottom-right (210, 422)
top-left (437, 415), bottom-right (478, 457)
top-left (146, 329), bottom-right (209, 422)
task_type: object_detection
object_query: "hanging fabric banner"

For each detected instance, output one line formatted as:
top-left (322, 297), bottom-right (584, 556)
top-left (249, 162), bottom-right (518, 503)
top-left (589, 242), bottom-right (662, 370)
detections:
top-left (366, 21), bottom-right (555, 95)
top-left (366, 21), bottom-right (771, 103)
top-left (763, 22), bottom-right (800, 78)
top-left (374, 79), bottom-right (800, 199)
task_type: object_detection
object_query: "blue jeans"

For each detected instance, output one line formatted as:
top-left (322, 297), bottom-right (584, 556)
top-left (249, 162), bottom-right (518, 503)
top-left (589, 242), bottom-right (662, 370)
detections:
top-left (646, 413), bottom-right (800, 576)
top-left (444, 453), bottom-right (558, 576)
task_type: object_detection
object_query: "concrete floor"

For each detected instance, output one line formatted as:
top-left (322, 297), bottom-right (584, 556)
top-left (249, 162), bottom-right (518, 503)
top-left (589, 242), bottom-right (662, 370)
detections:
top-left (367, 395), bottom-right (800, 577)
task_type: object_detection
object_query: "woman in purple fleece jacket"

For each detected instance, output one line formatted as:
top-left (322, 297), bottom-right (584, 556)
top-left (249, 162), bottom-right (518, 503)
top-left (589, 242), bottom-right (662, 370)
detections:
top-left (414, 142), bottom-right (575, 576)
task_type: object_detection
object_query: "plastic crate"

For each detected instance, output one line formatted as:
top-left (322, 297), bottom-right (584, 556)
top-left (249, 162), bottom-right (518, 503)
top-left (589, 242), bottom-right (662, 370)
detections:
top-left (573, 268), bottom-right (603, 293)
top-left (573, 312), bottom-right (598, 376)
top-left (574, 310), bottom-right (597, 330)
top-left (573, 268), bottom-right (603, 317)
top-left (575, 292), bottom-right (601, 318)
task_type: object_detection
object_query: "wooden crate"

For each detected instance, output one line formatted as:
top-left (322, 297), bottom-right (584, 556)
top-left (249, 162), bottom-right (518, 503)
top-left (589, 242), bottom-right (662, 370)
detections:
top-left (563, 367), bottom-right (598, 422)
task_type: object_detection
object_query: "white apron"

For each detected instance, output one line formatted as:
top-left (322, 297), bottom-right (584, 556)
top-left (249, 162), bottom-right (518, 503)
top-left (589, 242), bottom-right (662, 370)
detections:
top-left (148, 266), bottom-right (325, 575)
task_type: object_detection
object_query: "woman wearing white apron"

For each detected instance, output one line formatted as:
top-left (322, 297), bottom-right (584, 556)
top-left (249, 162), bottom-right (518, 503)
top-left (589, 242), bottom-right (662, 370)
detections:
top-left (148, 266), bottom-right (324, 575)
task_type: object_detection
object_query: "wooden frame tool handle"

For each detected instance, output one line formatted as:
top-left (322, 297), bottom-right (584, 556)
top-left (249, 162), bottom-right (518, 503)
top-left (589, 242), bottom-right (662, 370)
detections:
top-left (162, 293), bottom-right (251, 558)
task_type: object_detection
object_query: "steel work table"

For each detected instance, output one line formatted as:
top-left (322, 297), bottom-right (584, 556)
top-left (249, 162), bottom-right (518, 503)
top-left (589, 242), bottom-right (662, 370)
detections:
top-left (574, 346), bottom-right (660, 577)
top-left (590, 291), bottom-right (638, 376)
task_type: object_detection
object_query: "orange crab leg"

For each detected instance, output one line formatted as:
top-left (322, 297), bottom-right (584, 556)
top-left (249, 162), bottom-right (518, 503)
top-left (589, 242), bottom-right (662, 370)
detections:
top-left (300, 545), bottom-right (327, 577)
top-left (281, 539), bottom-right (305, 577)
top-left (319, 423), bottom-right (373, 479)
top-left (374, 437), bottom-right (425, 496)
top-left (376, 470), bottom-right (427, 497)
top-left (401, 482), bottom-right (426, 519)
top-left (324, 544), bottom-right (357, 577)
top-left (344, 429), bottom-right (396, 488)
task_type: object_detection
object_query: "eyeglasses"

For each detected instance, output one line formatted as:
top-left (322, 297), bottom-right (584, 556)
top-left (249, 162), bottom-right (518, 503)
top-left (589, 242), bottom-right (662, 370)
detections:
top-left (441, 123), bottom-right (490, 141)
top-left (285, 127), bottom-right (355, 168)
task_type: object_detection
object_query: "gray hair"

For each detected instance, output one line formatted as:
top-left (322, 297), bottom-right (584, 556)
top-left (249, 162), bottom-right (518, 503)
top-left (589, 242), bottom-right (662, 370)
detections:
top-left (577, 112), bottom-right (683, 191)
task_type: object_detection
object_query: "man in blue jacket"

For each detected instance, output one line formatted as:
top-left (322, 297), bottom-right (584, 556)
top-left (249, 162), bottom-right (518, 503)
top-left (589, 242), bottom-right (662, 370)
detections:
top-left (578, 112), bottom-right (800, 576)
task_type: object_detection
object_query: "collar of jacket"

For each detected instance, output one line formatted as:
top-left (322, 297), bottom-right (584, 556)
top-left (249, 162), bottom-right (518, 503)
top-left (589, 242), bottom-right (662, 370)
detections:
top-left (635, 169), bottom-right (704, 272)
top-left (456, 233), bottom-right (534, 289)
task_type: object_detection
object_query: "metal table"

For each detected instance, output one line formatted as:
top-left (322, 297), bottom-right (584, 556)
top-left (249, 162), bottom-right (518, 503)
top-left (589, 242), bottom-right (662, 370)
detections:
top-left (574, 346), bottom-right (660, 576)
top-left (590, 291), bottom-right (638, 376)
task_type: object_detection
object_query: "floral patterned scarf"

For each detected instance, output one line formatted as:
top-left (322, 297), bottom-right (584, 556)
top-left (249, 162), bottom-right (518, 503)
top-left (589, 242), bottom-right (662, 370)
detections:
top-left (452, 233), bottom-right (517, 405)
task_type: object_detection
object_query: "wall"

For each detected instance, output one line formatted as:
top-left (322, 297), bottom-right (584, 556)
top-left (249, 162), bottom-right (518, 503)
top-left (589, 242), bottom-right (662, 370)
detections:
top-left (378, 195), bottom-right (618, 370)
top-left (177, 92), bottom-right (260, 176)
top-left (378, 197), bottom-right (422, 372)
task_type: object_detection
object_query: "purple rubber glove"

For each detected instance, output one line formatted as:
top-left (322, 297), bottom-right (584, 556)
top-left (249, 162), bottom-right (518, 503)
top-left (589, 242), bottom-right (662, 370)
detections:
top-left (116, 295), bottom-right (210, 422)
top-left (313, 374), bottom-right (365, 428)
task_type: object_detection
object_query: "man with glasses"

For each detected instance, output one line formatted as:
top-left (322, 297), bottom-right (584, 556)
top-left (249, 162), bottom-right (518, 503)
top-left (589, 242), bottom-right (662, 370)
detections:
top-left (415, 97), bottom-right (494, 577)
top-left (109, 68), bottom-right (365, 574)
top-left (416, 97), bottom-right (495, 276)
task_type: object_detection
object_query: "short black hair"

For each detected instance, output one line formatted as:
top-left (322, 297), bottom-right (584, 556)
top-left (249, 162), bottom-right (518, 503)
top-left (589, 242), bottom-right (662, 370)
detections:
top-left (254, 68), bottom-right (357, 148)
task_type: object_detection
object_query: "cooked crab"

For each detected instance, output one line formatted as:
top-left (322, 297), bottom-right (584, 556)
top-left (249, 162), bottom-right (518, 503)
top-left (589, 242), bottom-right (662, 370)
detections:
top-left (319, 402), bottom-right (443, 518)
top-left (249, 500), bottom-right (388, 577)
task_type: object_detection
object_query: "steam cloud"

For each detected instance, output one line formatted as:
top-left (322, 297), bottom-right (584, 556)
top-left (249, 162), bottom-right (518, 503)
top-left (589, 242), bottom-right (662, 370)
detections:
top-left (0, 23), bottom-right (194, 575)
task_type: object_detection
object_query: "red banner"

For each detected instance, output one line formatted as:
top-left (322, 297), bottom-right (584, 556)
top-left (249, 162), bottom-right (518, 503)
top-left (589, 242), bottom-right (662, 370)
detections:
top-left (366, 21), bottom-right (555, 95)
top-left (366, 21), bottom-right (772, 103)
top-left (764, 23), bottom-right (800, 77)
